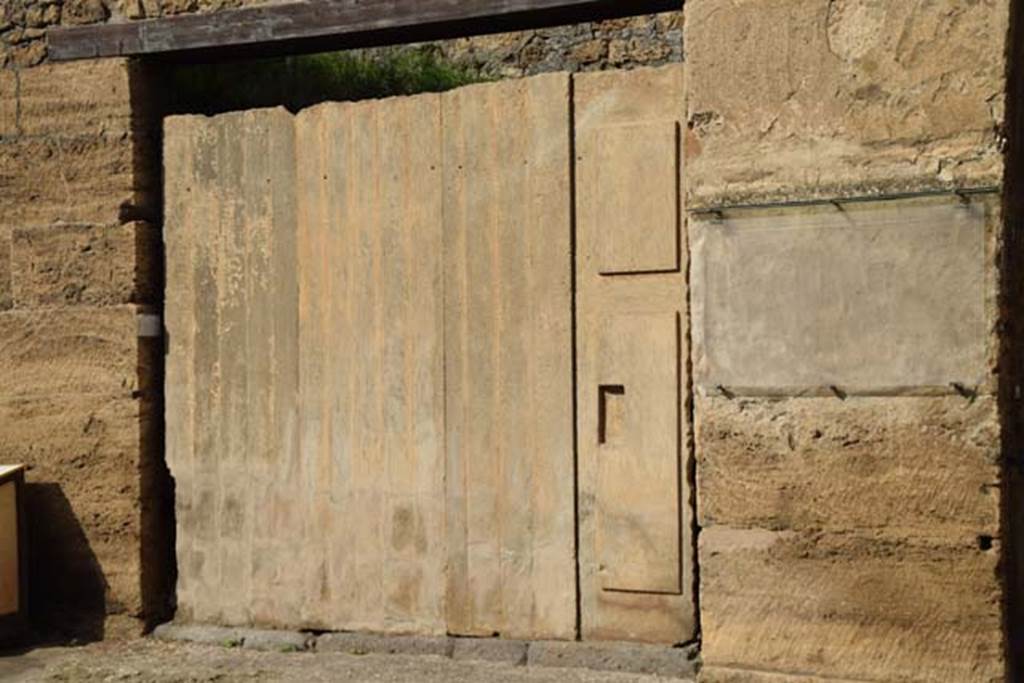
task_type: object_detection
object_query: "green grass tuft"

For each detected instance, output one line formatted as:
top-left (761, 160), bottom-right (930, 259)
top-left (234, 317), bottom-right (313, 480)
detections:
top-left (163, 46), bottom-right (490, 115)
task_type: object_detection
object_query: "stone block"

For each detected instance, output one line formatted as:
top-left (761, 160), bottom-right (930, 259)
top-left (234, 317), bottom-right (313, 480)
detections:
top-left (699, 525), bottom-right (1003, 680)
top-left (0, 306), bottom-right (142, 400)
top-left (0, 393), bottom-right (152, 628)
top-left (450, 637), bottom-right (527, 665)
top-left (691, 198), bottom-right (991, 393)
top-left (238, 628), bottom-right (313, 652)
top-left (0, 133), bottom-right (148, 227)
top-left (696, 396), bottom-right (1001, 535)
top-left (527, 640), bottom-right (699, 678)
top-left (152, 623), bottom-right (247, 647)
top-left (11, 222), bottom-right (158, 307)
top-left (684, 0), bottom-right (1009, 206)
top-left (315, 632), bottom-right (453, 658)
top-left (16, 59), bottom-right (134, 138)
top-left (700, 667), bottom-right (860, 683)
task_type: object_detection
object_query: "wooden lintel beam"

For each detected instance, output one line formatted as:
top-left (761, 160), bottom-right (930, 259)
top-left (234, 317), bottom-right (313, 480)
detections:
top-left (48, 0), bottom-right (682, 63)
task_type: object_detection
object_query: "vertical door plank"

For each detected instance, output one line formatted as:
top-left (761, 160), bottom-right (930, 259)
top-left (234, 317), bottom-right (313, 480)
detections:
top-left (295, 95), bottom-right (446, 634)
top-left (165, 108), bottom-right (298, 626)
top-left (443, 74), bottom-right (576, 640)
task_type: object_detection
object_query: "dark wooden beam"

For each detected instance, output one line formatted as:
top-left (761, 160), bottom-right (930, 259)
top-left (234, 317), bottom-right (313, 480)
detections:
top-left (49, 0), bottom-right (682, 63)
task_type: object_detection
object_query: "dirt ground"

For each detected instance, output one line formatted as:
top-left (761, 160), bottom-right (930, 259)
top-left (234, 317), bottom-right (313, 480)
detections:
top-left (0, 639), bottom-right (676, 682)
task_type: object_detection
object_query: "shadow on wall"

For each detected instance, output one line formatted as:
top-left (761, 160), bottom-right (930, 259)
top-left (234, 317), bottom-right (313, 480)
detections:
top-left (24, 483), bottom-right (107, 642)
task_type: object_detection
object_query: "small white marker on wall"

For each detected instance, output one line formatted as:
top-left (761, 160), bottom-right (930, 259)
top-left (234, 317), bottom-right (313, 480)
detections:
top-left (137, 314), bottom-right (162, 338)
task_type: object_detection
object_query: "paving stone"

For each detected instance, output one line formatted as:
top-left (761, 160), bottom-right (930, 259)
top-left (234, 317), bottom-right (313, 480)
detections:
top-left (450, 637), bottom-right (527, 665)
top-left (315, 632), bottom-right (453, 658)
top-left (527, 640), bottom-right (699, 679)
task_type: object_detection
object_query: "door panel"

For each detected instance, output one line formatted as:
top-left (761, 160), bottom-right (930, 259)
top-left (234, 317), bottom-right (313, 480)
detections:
top-left (575, 65), bottom-right (696, 643)
top-left (597, 312), bottom-right (682, 594)
top-left (165, 66), bottom-right (691, 645)
top-left (442, 74), bottom-right (577, 640)
top-left (593, 122), bottom-right (681, 275)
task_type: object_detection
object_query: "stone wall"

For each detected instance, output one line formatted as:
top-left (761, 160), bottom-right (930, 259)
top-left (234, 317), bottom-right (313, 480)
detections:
top-left (685, 0), bottom-right (1014, 680)
top-left (0, 59), bottom-right (170, 639)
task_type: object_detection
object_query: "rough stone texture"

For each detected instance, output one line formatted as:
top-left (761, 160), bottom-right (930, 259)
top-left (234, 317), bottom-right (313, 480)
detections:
top-left (0, 306), bottom-right (142, 397)
top-left (152, 623), bottom-right (247, 647)
top-left (0, 638), bottom-right (688, 682)
top-left (0, 55), bottom-right (166, 641)
top-left (0, 134), bottom-right (144, 226)
top-left (316, 632), bottom-right (453, 658)
top-left (440, 12), bottom-right (683, 78)
top-left (237, 628), bottom-right (312, 652)
top-left (698, 396), bottom-right (1001, 536)
top-left (527, 640), bottom-right (699, 679)
top-left (684, 0), bottom-right (1010, 207)
top-left (0, 61), bottom-right (156, 227)
top-left (11, 222), bottom-right (158, 307)
top-left (699, 668), bottom-right (858, 683)
top-left (696, 395), bottom-right (1003, 681)
top-left (450, 637), bottom-right (528, 665)
top-left (15, 60), bottom-right (137, 137)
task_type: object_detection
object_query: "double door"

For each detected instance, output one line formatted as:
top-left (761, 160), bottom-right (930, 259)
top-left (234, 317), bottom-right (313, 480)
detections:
top-left (165, 64), bottom-right (691, 644)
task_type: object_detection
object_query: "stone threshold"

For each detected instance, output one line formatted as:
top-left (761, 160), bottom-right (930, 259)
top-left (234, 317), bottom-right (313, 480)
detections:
top-left (152, 623), bottom-right (700, 679)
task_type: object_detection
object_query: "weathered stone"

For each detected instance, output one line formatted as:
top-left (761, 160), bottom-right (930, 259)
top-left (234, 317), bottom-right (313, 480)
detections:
top-left (691, 197), bottom-right (992, 393)
top-left (684, 0), bottom-right (1009, 207)
top-left (11, 221), bottom-right (158, 307)
top-left (0, 393), bottom-right (153, 633)
top-left (152, 623), bottom-right (246, 647)
top-left (527, 640), bottom-right (699, 679)
top-left (450, 637), bottom-right (527, 665)
top-left (61, 0), bottom-right (109, 25)
top-left (0, 134), bottom-right (146, 226)
top-left (17, 59), bottom-right (135, 137)
top-left (696, 396), bottom-right (1001, 535)
top-left (696, 393), bottom-right (1004, 679)
top-left (699, 525), bottom-right (1003, 681)
top-left (0, 305), bottom-right (142, 399)
top-left (10, 40), bottom-right (45, 68)
top-left (315, 632), bottom-right (453, 658)
top-left (700, 667), bottom-right (860, 683)
top-left (238, 628), bottom-right (313, 652)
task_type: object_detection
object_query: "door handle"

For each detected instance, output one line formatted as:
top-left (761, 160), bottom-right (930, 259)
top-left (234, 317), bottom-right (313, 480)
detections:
top-left (598, 384), bottom-right (625, 445)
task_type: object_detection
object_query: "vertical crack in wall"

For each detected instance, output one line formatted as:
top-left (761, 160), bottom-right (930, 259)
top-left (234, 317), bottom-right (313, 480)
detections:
top-left (567, 72), bottom-right (583, 641)
top-left (1000, 0), bottom-right (1024, 676)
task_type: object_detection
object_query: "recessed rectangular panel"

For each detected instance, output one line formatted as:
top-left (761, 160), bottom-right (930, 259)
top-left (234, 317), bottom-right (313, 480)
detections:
top-left (584, 121), bottom-right (680, 275)
top-left (596, 312), bottom-right (681, 594)
top-left (692, 199), bottom-right (988, 392)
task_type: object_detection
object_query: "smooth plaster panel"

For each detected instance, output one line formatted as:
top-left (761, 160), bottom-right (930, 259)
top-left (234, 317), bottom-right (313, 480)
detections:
top-left (692, 198), bottom-right (988, 393)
